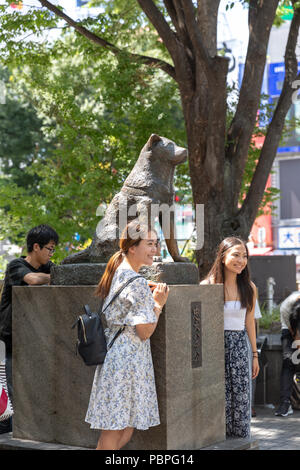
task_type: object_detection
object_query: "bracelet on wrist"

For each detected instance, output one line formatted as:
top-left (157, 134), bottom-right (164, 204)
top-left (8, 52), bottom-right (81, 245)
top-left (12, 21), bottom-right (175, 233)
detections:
top-left (154, 304), bottom-right (162, 315)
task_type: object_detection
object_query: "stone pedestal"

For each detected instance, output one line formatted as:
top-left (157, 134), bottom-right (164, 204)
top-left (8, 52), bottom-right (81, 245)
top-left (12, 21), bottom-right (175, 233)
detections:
top-left (12, 281), bottom-right (225, 449)
top-left (50, 262), bottom-right (199, 286)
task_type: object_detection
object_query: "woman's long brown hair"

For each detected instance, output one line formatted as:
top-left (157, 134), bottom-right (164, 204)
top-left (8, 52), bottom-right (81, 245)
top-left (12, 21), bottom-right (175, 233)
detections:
top-left (95, 220), bottom-right (153, 299)
top-left (204, 237), bottom-right (254, 311)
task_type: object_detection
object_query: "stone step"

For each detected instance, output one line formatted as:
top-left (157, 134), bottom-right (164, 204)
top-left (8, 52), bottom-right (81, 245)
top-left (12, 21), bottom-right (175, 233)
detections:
top-left (0, 432), bottom-right (259, 451)
top-left (0, 432), bottom-right (88, 450)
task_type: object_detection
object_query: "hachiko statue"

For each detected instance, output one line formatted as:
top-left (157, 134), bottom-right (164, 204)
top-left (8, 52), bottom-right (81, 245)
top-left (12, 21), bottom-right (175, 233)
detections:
top-left (62, 134), bottom-right (188, 264)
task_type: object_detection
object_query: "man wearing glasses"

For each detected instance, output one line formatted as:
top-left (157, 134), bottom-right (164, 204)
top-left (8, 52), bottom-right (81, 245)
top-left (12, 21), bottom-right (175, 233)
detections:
top-left (0, 224), bottom-right (59, 434)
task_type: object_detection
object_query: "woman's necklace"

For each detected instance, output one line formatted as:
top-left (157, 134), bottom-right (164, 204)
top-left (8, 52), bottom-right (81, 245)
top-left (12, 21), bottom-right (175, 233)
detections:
top-left (225, 285), bottom-right (239, 308)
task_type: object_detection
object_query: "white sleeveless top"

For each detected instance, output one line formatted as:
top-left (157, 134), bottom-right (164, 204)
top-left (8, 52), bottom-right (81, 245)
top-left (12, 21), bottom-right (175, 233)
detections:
top-left (224, 301), bottom-right (247, 331)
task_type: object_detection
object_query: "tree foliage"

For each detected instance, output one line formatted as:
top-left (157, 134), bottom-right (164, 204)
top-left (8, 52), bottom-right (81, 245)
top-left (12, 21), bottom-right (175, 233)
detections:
top-left (0, 0), bottom-right (299, 272)
top-left (0, 24), bottom-right (186, 261)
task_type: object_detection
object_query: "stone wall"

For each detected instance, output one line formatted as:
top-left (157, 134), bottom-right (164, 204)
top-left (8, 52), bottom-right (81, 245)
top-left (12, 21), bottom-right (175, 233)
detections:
top-left (12, 283), bottom-right (225, 450)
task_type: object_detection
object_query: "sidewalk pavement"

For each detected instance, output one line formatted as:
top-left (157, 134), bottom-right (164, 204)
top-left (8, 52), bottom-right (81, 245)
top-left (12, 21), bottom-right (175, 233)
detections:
top-left (0, 405), bottom-right (299, 450)
top-left (251, 405), bottom-right (300, 450)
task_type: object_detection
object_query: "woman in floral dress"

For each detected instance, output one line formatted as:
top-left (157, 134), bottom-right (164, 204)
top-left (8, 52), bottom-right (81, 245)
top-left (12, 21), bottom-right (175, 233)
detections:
top-left (85, 220), bottom-right (169, 450)
top-left (201, 237), bottom-right (259, 438)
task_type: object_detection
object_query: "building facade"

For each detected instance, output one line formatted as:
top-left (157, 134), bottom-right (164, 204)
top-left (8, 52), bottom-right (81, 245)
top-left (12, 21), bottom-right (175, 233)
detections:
top-left (267, 20), bottom-right (300, 281)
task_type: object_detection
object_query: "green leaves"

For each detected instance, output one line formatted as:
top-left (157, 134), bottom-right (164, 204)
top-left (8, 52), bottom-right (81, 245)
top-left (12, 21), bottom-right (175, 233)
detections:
top-left (0, 22), bottom-right (185, 261)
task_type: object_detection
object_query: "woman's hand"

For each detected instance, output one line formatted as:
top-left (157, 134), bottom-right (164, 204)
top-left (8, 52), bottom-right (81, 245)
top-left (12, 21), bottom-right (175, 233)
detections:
top-left (252, 357), bottom-right (260, 379)
top-left (136, 283), bottom-right (169, 341)
top-left (153, 283), bottom-right (169, 308)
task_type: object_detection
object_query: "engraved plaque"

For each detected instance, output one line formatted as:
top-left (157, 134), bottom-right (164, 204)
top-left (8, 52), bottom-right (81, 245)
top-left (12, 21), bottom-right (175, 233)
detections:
top-left (191, 302), bottom-right (202, 368)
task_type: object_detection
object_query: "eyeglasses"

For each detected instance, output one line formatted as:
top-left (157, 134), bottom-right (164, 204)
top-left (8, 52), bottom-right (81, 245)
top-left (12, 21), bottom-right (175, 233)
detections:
top-left (44, 246), bottom-right (55, 254)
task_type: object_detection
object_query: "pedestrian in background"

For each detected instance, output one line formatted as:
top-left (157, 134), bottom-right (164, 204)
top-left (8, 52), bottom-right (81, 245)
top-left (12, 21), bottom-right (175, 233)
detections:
top-left (0, 224), bottom-right (58, 434)
top-left (275, 292), bottom-right (300, 417)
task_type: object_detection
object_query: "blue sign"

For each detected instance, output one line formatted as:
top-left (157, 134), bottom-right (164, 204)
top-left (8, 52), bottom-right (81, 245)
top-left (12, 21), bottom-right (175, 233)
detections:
top-left (239, 61), bottom-right (300, 98)
top-left (269, 62), bottom-right (300, 153)
top-left (277, 145), bottom-right (300, 153)
top-left (278, 227), bottom-right (300, 249)
top-left (268, 63), bottom-right (286, 97)
top-left (268, 61), bottom-right (300, 100)
top-left (76, 0), bottom-right (88, 6)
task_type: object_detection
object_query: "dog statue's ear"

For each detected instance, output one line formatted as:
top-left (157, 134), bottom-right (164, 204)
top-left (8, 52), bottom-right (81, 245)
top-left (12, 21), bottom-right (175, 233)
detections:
top-left (147, 134), bottom-right (161, 149)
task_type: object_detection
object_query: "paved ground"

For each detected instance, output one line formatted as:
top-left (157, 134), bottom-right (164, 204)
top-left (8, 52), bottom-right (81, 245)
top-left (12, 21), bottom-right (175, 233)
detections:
top-left (251, 405), bottom-right (300, 450)
top-left (1, 342), bottom-right (300, 451)
top-left (1, 405), bottom-right (299, 451)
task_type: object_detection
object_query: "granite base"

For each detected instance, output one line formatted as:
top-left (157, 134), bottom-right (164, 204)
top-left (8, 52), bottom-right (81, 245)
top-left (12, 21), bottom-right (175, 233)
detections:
top-left (12, 283), bottom-right (224, 450)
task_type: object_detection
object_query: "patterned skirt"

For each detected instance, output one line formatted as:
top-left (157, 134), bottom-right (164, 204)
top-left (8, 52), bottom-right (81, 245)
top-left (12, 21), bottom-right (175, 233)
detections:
top-left (224, 330), bottom-right (251, 438)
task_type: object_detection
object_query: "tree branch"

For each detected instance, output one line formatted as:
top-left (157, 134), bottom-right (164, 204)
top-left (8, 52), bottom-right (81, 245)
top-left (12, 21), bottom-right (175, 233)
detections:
top-left (196, 0), bottom-right (220, 57)
top-left (285, 0), bottom-right (300, 83)
top-left (37, 0), bottom-right (176, 79)
top-left (240, 5), bottom-right (300, 224)
top-left (178, 0), bottom-right (215, 83)
top-left (225, 0), bottom-right (279, 208)
top-left (137, 0), bottom-right (198, 92)
top-left (163, 0), bottom-right (181, 32)
top-left (136, 0), bottom-right (178, 59)
top-left (163, 0), bottom-right (194, 60)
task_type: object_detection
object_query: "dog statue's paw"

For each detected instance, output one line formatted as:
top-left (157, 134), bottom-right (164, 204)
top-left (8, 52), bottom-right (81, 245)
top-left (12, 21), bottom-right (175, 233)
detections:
top-left (172, 255), bottom-right (190, 263)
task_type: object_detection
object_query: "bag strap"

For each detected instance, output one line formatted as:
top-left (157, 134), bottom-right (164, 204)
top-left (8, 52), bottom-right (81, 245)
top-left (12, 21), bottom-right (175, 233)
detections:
top-left (100, 274), bottom-right (141, 315)
top-left (71, 275), bottom-right (142, 330)
top-left (101, 274), bottom-right (142, 350)
top-left (83, 305), bottom-right (92, 316)
top-left (107, 326), bottom-right (126, 349)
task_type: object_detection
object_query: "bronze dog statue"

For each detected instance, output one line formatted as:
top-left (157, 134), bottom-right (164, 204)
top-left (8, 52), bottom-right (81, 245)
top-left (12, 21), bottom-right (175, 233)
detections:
top-left (62, 134), bottom-right (188, 264)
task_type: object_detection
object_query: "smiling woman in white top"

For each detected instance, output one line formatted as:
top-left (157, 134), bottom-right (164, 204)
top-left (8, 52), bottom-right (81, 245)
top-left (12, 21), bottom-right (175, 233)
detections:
top-left (200, 236), bottom-right (259, 438)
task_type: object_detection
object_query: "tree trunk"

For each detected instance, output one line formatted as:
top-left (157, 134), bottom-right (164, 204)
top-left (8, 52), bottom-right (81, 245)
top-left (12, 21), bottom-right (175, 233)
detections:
top-left (179, 55), bottom-right (240, 278)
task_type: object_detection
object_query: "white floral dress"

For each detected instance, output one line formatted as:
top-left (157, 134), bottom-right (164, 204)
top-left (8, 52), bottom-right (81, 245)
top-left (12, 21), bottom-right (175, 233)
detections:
top-left (85, 264), bottom-right (160, 430)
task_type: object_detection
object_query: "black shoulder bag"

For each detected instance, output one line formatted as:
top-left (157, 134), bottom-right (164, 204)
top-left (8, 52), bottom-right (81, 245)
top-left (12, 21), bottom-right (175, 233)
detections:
top-left (72, 275), bottom-right (141, 366)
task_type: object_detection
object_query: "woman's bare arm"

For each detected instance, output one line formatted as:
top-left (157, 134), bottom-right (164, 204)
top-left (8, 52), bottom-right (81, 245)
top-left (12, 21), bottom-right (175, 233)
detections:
top-left (135, 283), bottom-right (169, 341)
top-left (135, 305), bottom-right (161, 341)
top-left (245, 282), bottom-right (259, 379)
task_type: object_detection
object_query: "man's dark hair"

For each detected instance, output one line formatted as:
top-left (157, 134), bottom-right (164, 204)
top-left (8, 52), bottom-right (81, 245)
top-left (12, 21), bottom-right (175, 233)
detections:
top-left (26, 224), bottom-right (59, 253)
top-left (290, 298), bottom-right (300, 338)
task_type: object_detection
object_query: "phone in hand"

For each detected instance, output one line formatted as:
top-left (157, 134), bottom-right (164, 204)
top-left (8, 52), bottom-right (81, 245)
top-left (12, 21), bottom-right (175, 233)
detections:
top-left (147, 280), bottom-right (158, 292)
